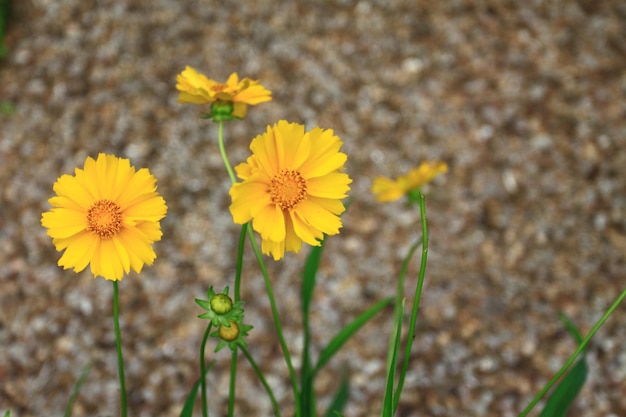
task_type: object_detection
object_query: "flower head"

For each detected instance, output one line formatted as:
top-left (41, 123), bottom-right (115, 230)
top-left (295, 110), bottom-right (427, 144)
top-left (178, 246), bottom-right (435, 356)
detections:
top-left (196, 286), bottom-right (245, 327)
top-left (41, 154), bottom-right (167, 281)
top-left (212, 320), bottom-right (253, 352)
top-left (229, 121), bottom-right (352, 260)
top-left (176, 66), bottom-right (271, 120)
top-left (371, 161), bottom-right (448, 203)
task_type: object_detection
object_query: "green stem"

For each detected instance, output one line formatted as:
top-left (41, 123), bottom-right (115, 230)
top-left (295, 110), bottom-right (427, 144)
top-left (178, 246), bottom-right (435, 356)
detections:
top-left (217, 120), bottom-right (237, 184)
top-left (241, 346), bottom-right (282, 417)
top-left (246, 224), bottom-right (301, 416)
top-left (234, 224), bottom-right (247, 303)
top-left (112, 281), bottom-right (127, 417)
top-left (518, 286), bottom-right (626, 417)
top-left (228, 350), bottom-right (237, 417)
top-left (199, 322), bottom-right (212, 417)
top-left (393, 192), bottom-right (429, 411)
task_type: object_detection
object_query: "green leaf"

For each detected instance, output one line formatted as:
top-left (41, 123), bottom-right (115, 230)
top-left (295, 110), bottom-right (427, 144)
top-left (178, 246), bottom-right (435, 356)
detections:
top-left (325, 371), bottom-right (350, 417)
top-left (301, 244), bottom-right (324, 417)
top-left (538, 315), bottom-right (588, 417)
top-left (179, 360), bottom-right (216, 417)
top-left (64, 360), bottom-right (93, 417)
top-left (4, 410), bottom-right (11, 417)
top-left (538, 358), bottom-right (587, 417)
top-left (314, 297), bottom-right (392, 374)
top-left (302, 244), bottom-right (323, 318)
top-left (559, 312), bottom-right (584, 346)
top-left (381, 299), bottom-right (404, 417)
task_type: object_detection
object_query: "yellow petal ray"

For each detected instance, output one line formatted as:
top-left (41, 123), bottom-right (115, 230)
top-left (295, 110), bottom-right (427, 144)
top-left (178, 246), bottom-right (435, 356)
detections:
top-left (117, 168), bottom-right (157, 208)
top-left (306, 173), bottom-right (352, 199)
top-left (135, 220), bottom-right (163, 242)
top-left (297, 199), bottom-right (343, 236)
top-left (253, 204), bottom-right (286, 242)
top-left (251, 126), bottom-right (279, 175)
top-left (283, 215), bottom-right (303, 254)
top-left (57, 232), bottom-right (97, 273)
top-left (117, 226), bottom-right (156, 273)
top-left (41, 208), bottom-right (87, 232)
top-left (371, 177), bottom-right (405, 202)
top-left (116, 229), bottom-right (148, 274)
top-left (47, 195), bottom-right (87, 212)
top-left (229, 180), bottom-right (271, 224)
top-left (290, 209), bottom-right (324, 246)
top-left (89, 239), bottom-right (121, 280)
top-left (112, 236), bottom-right (131, 276)
top-left (262, 239), bottom-right (285, 261)
top-left (53, 174), bottom-right (95, 209)
top-left (302, 152), bottom-right (347, 179)
top-left (124, 194), bottom-right (167, 222)
top-left (307, 196), bottom-right (346, 215)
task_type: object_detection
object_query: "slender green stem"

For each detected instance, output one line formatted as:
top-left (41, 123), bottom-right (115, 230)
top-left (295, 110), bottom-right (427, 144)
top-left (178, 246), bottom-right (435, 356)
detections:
top-left (246, 224), bottom-right (301, 416)
top-left (112, 281), bottom-right (127, 417)
top-left (234, 225), bottom-right (247, 303)
top-left (518, 286), bottom-right (626, 417)
top-left (393, 192), bottom-right (429, 411)
top-left (200, 323), bottom-right (213, 417)
top-left (217, 120), bottom-right (237, 184)
top-left (241, 346), bottom-right (282, 417)
top-left (228, 350), bottom-right (237, 417)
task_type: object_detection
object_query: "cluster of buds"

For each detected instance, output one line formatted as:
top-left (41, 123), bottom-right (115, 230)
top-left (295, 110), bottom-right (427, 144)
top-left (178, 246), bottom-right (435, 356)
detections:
top-left (195, 286), bottom-right (252, 352)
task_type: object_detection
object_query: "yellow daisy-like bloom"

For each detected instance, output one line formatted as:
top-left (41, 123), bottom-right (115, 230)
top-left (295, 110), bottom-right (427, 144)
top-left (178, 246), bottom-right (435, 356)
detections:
top-left (176, 66), bottom-right (272, 118)
top-left (41, 154), bottom-right (168, 281)
top-left (229, 121), bottom-right (352, 260)
top-left (371, 161), bottom-right (448, 202)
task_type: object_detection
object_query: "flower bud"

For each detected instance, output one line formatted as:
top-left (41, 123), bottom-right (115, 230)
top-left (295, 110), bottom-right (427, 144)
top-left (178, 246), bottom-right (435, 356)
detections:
top-left (210, 293), bottom-right (233, 315)
top-left (218, 321), bottom-right (240, 342)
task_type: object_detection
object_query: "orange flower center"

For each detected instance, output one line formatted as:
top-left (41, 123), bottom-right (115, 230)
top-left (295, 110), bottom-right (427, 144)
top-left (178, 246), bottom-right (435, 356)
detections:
top-left (211, 83), bottom-right (228, 93)
top-left (269, 170), bottom-right (308, 210)
top-left (87, 200), bottom-right (123, 239)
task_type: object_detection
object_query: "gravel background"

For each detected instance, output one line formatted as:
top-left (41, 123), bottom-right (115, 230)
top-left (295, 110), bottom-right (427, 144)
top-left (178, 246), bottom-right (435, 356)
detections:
top-left (1, 1), bottom-right (626, 416)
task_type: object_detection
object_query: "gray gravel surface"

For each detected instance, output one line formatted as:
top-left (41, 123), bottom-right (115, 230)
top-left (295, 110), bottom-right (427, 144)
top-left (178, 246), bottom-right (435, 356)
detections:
top-left (1, 1), bottom-right (626, 416)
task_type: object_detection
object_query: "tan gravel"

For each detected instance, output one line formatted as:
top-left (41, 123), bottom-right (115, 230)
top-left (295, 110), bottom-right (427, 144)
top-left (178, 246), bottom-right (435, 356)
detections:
top-left (1, 1), bottom-right (626, 416)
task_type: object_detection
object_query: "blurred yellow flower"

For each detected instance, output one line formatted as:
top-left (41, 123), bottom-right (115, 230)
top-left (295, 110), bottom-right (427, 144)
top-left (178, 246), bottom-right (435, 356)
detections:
top-left (176, 66), bottom-right (272, 118)
top-left (371, 161), bottom-right (448, 202)
top-left (229, 121), bottom-right (352, 260)
top-left (41, 154), bottom-right (167, 281)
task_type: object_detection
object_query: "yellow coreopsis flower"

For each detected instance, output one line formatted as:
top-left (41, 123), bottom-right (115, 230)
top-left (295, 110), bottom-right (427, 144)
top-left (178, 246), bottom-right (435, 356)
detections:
top-left (176, 66), bottom-right (272, 119)
top-left (41, 154), bottom-right (168, 281)
top-left (371, 161), bottom-right (448, 202)
top-left (229, 121), bottom-right (352, 260)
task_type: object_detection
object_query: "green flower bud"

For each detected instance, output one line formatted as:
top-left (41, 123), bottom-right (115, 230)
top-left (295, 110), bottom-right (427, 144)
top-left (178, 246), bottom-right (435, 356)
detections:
top-left (210, 293), bottom-right (233, 315)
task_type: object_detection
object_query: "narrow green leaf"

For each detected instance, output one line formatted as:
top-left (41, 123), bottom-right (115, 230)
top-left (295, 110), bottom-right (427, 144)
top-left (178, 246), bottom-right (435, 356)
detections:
top-left (241, 347), bottom-right (282, 417)
top-left (64, 360), bottom-right (93, 417)
top-left (301, 243), bottom-right (324, 417)
top-left (302, 244), bottom-right (323, 317)
top-left (559, 313), bottom-right (584, 346)
top-left (3, 410), bottom-right (11, 417)
top-left (314, 297), bottom-right (392, 375)
top-left (382, 299), bottom-right (404, 417)
top-left (538, 358), bottom-right (587, 417)
top-left (180, 360), bottom-right (216, 417)
top-left (538, 315), bottom-right (588, 417)
top-left (324, 371), bottom-right (350, 417)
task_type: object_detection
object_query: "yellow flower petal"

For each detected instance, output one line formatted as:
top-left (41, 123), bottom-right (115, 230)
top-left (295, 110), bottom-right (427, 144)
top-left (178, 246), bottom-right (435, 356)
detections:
top-left (371, 161), bottom-right (448, 202)
top-left (175, 67), bottom-right (272, 117)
